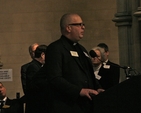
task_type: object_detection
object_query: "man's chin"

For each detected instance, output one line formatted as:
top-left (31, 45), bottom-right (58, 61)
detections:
top-left (79, 36), bottom-right (83, 39)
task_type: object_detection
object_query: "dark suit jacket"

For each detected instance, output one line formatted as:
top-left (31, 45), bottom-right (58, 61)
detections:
top-left (26, 59), bottom-right (43, 88)
top-left (20, 61), bottom-right (33, 105)
top-left (0, 98), bottom-right (23, 113)
top-left (21, 62), bottom-right (32, 95)
top-left (25, 59), bottom-right (45, 113)
top-left (41, 35), bottom-right (101, 113)
top-left (98, 60), bottom-right (120, 90)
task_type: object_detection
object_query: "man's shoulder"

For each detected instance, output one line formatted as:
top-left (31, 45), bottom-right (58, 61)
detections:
top-left (47, 37), bottom-right (66, 51)
top-left (5, 98), bottom-right (24, 112)
top-left (21, 61), bottom-right (32, 69)
top-left (27, 60), bottom-right (41, 69)
top-left (107, 60), bottom-right (120, 70)
top-left (6, 98), bottom-right (19, 104)
top-left (21, 62), bottom-right (31, 67)
top-left (47, 38), bottom-right (62, 48)
top-left (107, 60), bottom-right (119, 66)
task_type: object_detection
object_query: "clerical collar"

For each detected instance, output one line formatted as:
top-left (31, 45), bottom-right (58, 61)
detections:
top-left (0, 97), bottom-right (7, 102)
top-left (73, 43), bottom-right (77, 46)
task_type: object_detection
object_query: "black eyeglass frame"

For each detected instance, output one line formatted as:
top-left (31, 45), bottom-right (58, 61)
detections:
top-left (68, 23), bottom-right (85, 27)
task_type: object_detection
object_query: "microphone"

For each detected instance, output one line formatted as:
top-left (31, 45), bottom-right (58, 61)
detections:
top-left (89, 50), bottom-right (97, 58)
top-left (106, 62), bottom-right (131, 69)
top-left (89, 50), bottom-right (104, 63)
top-left (120, 66), bottom-right (131, 69)
top-left (89, 50), bottom-right (131, 69)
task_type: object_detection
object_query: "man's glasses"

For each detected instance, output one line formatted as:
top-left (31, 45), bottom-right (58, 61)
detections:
top-left (68, 23), bottom-right (85, 27)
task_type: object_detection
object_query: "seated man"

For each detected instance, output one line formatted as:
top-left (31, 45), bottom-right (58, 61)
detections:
top-left (0, 82), bottom-right (23, 113)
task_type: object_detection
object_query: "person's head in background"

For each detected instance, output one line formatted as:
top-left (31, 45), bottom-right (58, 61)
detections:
top-left (34, 45), bottom-right (48, 65)
top-left (0, 82), bottom-right (6, 100)
top-left (60, 13), bottom-right (85, 42)
top-left (97, 43), bottom-right (109, 62)
top-left (29, 43), bottom-right (39, 59)
top-left (91, 47), bottom-right (105, 67)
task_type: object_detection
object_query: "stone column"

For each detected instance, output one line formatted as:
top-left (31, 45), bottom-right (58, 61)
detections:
top-left (112, 0), bottom-right (132, 81)
top-left (134, 0), bottom-right (141, 21)
top-left (132, 0), bottom-right (141, 76)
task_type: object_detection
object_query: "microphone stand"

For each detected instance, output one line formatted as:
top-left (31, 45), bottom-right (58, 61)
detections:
top-left (95, 57), bottom-right (140, 79)
top-left (89, 50), bottom-right (141, 79)
top-left (124, 67), bottom-right (140, 79)
top-left (112, 64), bottom-right (141, 79)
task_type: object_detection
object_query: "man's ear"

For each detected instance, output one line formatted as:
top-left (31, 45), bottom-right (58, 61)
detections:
top-left (66, 26), bottom-right (71, 32)
top-left (41, 52), bottom-right (45, 58)
top-left (106, 51), bottom-right (109, 56)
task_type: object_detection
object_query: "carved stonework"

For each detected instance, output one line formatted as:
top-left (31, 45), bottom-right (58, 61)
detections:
top-left (112, 13), bottom-right (132, 26)
top-left (134, 7), bottom-right (141, 21)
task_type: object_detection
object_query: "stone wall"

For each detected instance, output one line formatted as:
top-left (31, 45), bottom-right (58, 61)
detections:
top-left (0, 0), bottom-right (118, 98)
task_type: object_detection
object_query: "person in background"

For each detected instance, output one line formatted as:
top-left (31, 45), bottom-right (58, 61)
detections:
top-left (39, 13), bottom-right (104, 113)
top-left (91, 47), bottom-right (105, 81)
top-left (26, 44), bottom-right (47, 89)
top-left (25, 44), bottom-right (47, 113)
top-left (0, 82), bottom-right (23, 113)
top-left (20, 43), bottom-right (39, 112)
top-left (96, 43), bottom-right (120, 90)
top-left (21, 43), bottom-right (39, 95)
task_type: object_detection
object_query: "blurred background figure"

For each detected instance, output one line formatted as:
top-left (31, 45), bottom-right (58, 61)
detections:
top-left (0, 82), bottom-right (24, 113)
top-left (91, 47), bottom-right (105, 81)
top-left (26, 44), bottom-right (47, 90)
top-left (21, 43), bottom-right (39, 95)
top-left (91, 43), bottom-right (120, 90)
top-left (20, 43), bottom-right (39, 112)
top-left (25, 44), bottom-right (48, 113)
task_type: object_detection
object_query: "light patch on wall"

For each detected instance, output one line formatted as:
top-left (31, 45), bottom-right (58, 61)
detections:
top-left (0, 69), bottom-right (12, 81)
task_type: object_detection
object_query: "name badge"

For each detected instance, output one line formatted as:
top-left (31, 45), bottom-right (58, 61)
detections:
top-left (95, 74), bottom-right (101, 80)
top-left (103, 65), bottom-right (110, 69)
top-left (70, 51), bottom-right (79, 57)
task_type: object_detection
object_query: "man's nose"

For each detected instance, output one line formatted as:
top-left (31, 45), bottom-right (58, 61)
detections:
top-left (82, 25), bottom-right (85, 29)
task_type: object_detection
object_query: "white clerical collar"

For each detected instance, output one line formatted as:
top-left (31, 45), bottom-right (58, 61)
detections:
top-left (73, 43), bottom-right (77, 46)
top-left (3, 97), bottom-right (7, 101)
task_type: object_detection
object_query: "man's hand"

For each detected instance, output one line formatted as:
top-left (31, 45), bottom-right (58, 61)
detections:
top-left (80, 88), bottom-right (99, 100)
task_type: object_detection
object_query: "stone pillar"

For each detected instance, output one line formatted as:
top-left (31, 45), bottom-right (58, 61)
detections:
top-left (132, 0), bottom-right (141, 75)
top-left (112, 0), bottom-right (132, 81)
top-left (134, 0), bottom-right (141, 21)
